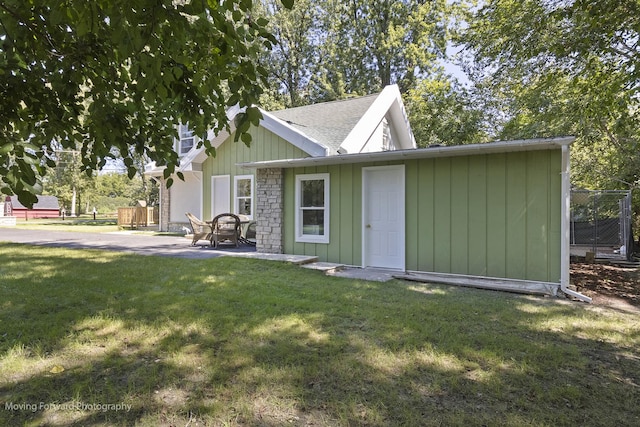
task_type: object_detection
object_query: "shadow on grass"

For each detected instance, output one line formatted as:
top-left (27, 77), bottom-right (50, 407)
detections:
top-left (0, 243), bottom-right (638, 426)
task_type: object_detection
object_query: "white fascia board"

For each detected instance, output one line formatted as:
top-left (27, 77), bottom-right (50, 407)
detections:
top-left (184, 105), bottom-right (241, 167)
top-left (339, 84), bottom-right (416, 154)
top-left (559, 144), bottom-right (592, 302)
top-left (260, 111), bottom-right (330, 157)
top-left (191, 130), bottom-right (230, 164)
top-left (178, 148), bottom-right (201, 172)
top-left (183, 105), bottom-right (329, 169)
top-left (238, 136), bottom-right (575, 169)
top-left (149, 105), bottom-right (241, 174)
top-left (387, 95), bottom-right (417, 150)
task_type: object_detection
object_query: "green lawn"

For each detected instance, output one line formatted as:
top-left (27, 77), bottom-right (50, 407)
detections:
top-left (10, 218), bottom-right (181, 236)
top-left (11, 217), bottom-right (121, 233)
top-left (0, 243), bottom-right (638, 426)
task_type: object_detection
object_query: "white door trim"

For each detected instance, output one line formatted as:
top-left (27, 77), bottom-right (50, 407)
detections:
top-left (362, 165), bottom-right (405, 270)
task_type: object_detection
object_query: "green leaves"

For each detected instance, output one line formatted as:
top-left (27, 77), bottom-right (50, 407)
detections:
top-left (0, 0), bottom-right (280, 206)
top-left (461, 0), bottom-right (640, 199)
top-left (406, 76), bottom-right (486, 147)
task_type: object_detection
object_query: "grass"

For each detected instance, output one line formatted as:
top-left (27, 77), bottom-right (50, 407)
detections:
top-left (10, 218), bottom-right (181, 236)
top-left (0, 243), bottom-right (638, 426)
top-left (11, 217), bottom-right (121, 233)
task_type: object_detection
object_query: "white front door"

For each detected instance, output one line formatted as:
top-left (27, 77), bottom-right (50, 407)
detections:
top-left (211, 175), bottom-right (230, 217)
top-left (362, 165), bottom-right (405, 270)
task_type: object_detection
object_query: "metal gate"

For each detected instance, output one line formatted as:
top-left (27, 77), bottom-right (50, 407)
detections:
top-left (570, 190), bottom-right (633, 260)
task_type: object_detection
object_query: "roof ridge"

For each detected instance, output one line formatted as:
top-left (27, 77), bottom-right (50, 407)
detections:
top-left (272, 93), bottom-right (378, 113)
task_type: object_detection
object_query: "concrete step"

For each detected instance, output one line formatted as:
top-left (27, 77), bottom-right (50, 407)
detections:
top-left (301, 262), bottom-right (345, 274)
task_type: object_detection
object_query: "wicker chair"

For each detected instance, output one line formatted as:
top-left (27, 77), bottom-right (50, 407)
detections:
top-left (244, 220), bottom-right (257, 245)
top-left (211, 213), bottom-right (241, 248)
top-left (185, 212), bottom-right (212, 246)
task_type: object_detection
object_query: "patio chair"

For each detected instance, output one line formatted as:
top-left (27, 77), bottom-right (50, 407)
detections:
top-left (185, 212), bottom-right (212, 246)
top-left (211, 213), bottom-right (241, 248)
top-left (244, 220), bottom-right (257, 245)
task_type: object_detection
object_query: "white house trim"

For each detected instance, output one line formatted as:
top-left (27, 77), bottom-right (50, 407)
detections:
top-left (260, 111), bottom-right (330, 157)
top-left (234, 174), bottom-right (255, 219)
top-left (238, 137), bottom-right (576, 170)
top-left (560, 144), bottom-right (591, 302)
top-left (164, 107), bottom-right (331, 171)
top-left (339, 84), bottom-right (416, 154)
top-left (295, 173), bottom-right (330, 244)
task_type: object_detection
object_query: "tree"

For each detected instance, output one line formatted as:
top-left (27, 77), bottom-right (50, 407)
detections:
top-left (459, 0), bottom-right (640, 233)
top-left (463, 0), bottom-right (639, 91)
top-left (257, 0), bottom-right (318, 108)
top-left (461, 0), bottom-right (640, 190)
top-left (313, 0), bottom-right (451, 98)
top-left (253, 1), bottom-right (481, 144)
top-left (0, 0), bottom-right (293, 207)
top-left (87, 172), bottom-right (158, 214)
top-left (255, 0), bottom-right (454, 104)
top-left (42, 148), bottom-right (94, 215)
top-left (405, 76), bottom-right (486, 147)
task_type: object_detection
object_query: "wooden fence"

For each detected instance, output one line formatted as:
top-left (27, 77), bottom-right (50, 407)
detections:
top-left (117, 206), bottom-right (159, 228)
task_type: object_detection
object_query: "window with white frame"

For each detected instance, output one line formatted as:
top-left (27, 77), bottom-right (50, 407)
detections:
top-left (234, 175), bottom-right (254, 218)
top-left (295, 173), bottom-right (330, 243)
top-left (178, 123), bottom-right (195, 155)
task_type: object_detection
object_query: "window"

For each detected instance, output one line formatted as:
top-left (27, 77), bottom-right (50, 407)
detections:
top-left (178, 123), bottom-right (195, 155)
top-left (234, 175), bottom-right (254, 218)
top-left (295, 173), bottom-right (330, 243)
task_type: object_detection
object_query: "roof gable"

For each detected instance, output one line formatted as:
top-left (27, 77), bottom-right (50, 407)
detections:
top-left (147, 85), bottom-right (415, 175)
top-left (269, 95), bottom-right (377, 154)
top-left (339, 85), bottom-right (416, 153)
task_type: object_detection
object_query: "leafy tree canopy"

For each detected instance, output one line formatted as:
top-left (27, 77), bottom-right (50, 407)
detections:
top-left (0, 0), bottom-right (293, 207)
top-left (255, 0), bottom-right (455, 106)
top-left (461, 0), bottom-right (640, 192)
top-left (405, 76), bottom-right (487, 147)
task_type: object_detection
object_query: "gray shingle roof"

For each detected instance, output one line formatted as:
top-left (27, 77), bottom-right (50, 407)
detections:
top-left (270, 94), bottom-right (378, 153)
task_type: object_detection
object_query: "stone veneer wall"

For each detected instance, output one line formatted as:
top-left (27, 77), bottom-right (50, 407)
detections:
top-left (159, 178), bottom-right (170, 232)
top-left (256, 168), bottom-right (284, 253)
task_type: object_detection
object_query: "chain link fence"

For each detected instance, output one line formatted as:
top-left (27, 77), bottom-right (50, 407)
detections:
top-left (570, 190), bottom-right (633, 260)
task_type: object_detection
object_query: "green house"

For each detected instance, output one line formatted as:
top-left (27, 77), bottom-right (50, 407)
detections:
top-left (147, 86), bottom-right (585, 300)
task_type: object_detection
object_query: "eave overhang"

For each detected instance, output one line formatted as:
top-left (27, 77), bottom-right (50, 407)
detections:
top-left (238, 136), bottom-right (575, 169)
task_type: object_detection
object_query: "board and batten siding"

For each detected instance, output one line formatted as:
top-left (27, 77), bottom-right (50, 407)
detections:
top-left (202, 126), bottom-right (308, 219)
top-left (405, 149), bottom-right (561, 283)
top-left (282, 162), bottom-right (400, 266)
top-left (283, 164), bottom-right (363, 266)
top-left (282, 149), bottom-right (562, 283)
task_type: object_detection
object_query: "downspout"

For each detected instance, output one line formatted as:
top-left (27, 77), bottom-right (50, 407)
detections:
top-left (560, 144), bottom-right (592, 303)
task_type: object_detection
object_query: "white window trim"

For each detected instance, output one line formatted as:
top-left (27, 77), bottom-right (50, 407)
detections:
top-left (234, 175), bottom-right (254, 219)
top-left (295, 173), bottom-right (330, 244)
top-left (178, 123), bottom-right (195, 155)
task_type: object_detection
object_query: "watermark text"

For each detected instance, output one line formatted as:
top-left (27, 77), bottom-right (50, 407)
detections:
top-left (4, 401), bottom-right (132, 413)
